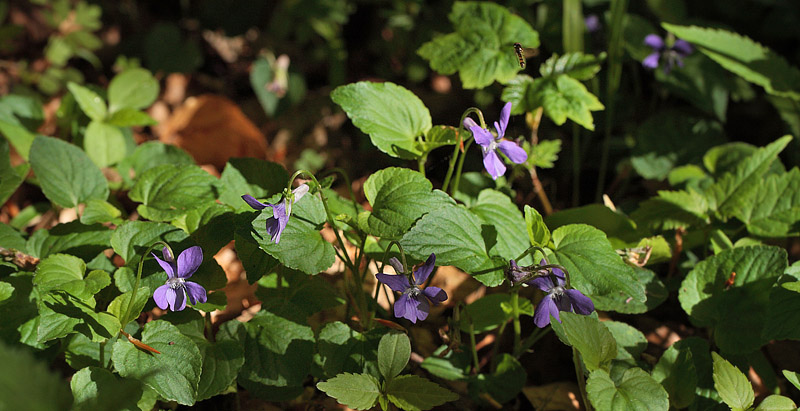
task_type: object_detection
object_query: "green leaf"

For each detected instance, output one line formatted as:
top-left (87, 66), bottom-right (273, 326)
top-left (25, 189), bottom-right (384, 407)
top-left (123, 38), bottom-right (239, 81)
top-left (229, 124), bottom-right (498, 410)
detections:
top-left (37, 291), bottom-right (120, 343)
top-left (0, 339), bottom-right (73, 411)
top-left (586, 368), bottom-right (670, 411)
top-left (129, 164), bottom-right (218, 221)
top-left (34, 254), bottom-right (97, 300)
top-left (460, 293), bottom-right (531, 333)
top-left (331, 81), bottom-right (431, 159)
top-left (117, 141), bottom-right (194, 187)
top-left (782, 370), bottom-right (800, 391)
top-left (631, 189), bottom-right (709, 231)
top-left (419, 125), bottom-right (458, 153)
top-left (80, 199), bottom-right (122, 225)
top-left (539, 52), bottom-right (606, 80)
top-left (315, 322), bottom-right (382, 379)
top-left (469, 189), bottom-right (532, 264)
top-left (707, 136), bottom-right (792, 218)
top-left (530, 75), bottom-right (604, 130)
top-left (29, 136), bottom-right (109, 208)
top-left (604, 321), bottom-right (647, 364)
top-left (631, 111), bottom-right (726, 180)
top-left (712, 352), bottom-right (754, 410)
top-left (112, 320), bottom-right (203, 405)
top-left (550, 312), bottom-right (616, 372)
top-left (662, 24), bottom-right (800, 100)
top-left (0, 139), bottom-right (24, 205)
top-left (467, 353), bottom-right (525, 403)
top-left (0, 282), bottom-right (13, 304)
top-left (545, 204), bottom-right (640, 244)
top-left (378, 331), bottom-right (411, 380)
top-left (417, 1), bottom-right (538, 89)
top-left (26, 221), bottom-right (111, 260)
top-left (679, 245), bottom-right (787, 354)
top-left (0, 222), bottom-right (27, 252)
top-left (196, 322), bottom-right (245, 401)
top-left (67, 82), bottom-right (107, 121)
top-left (71, 367), bottom-right (145, 411)
top-left (652, 342), bottom-right (697, 409)
top-left (400, 204), bottom-right (502, 286)
top-left (0, 119), bottom-right (37, 160)
top-left (110, 220), bottom-right (187, 263)
top-left (84, 120), bottom-right (128, 167)
top-left (64, 333), bottom-right (114, 370)
top-left (525, 138), bottom-right (561, 169)
top-left (754, 395), bottom-right (797, 411)
top-left (420, 346), bottom-right (471, 381)
top-left (107, 287), bottom-right (149, 327)
top-left (524, 205), bottom-right (551, 248)
top-left (317, 373), bottom-right (381, 410)
top-left (549, 224), bottom-right (645, 311)
top-left (734, 168), bottom-right (800, 237)
top-left (386, 374), bottom-right (459, 411)
top-left (238, 310), bottom-right (315, 400)
top-left (106, 108), bottom-right (157, 127)
top-left (256, 269), bottom-right (343, 319)
top-left (107, 68), bottom-right (159, 112)
top-left (359, 167), bottom-right (454, 239)
top-left (251, 193), bottom-right (336, 275)
top-left (218, 158), bottom-right (289, 211)
top-left (657, 54), bottom-right (734, 121)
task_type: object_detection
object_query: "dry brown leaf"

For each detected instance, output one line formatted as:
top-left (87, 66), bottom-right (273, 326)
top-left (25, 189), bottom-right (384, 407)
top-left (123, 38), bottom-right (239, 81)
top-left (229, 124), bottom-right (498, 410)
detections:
top-left (159, 94), bottom-right (268, 169)
top-left (522, 382), bottom-right (582, 410)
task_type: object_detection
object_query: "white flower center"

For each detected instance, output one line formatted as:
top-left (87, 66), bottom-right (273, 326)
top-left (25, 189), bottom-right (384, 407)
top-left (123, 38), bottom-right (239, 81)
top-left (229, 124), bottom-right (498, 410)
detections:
top-left (167, 277), bottom-right (185, 289)
top-left (550, 285), bottom-right (565, 297)
top-left (405, 286), bottom-right (421, 298)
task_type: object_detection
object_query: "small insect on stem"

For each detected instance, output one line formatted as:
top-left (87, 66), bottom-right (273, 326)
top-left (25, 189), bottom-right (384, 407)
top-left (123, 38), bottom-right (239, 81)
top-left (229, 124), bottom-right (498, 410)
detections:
top-left (724, 272), bottom-right (736, 290)
top-left (120, 330), bottom-right (161, 354)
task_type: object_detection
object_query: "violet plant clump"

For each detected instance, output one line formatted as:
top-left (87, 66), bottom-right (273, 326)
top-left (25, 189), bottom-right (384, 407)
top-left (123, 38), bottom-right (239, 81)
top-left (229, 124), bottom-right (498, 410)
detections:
top-left (242, 183), bottom-right (310, 244)
top-left (376, 253), bottom-right (448, 324)
top-left (152, 245), bottom-right (207, 311)
top-left (464, 102), bottom-right (528, 180)
top-left (642, 33), bottom-right (693, 73)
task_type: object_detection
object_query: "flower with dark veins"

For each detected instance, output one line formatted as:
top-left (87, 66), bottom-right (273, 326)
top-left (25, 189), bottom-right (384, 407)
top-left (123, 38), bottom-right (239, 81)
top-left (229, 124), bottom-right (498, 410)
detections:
top-left (376, 253), bottom-right (448, 323)
top-left (529, 260), bottom-right (594, 327)
top-left (643, 34), bottom-right (693, 73)
top-left (152, 246), bottom-right (207, 311)
top-left (242, 184), bottom-right (310, 244)
top-left (465, 102), bottom-right (528, 180)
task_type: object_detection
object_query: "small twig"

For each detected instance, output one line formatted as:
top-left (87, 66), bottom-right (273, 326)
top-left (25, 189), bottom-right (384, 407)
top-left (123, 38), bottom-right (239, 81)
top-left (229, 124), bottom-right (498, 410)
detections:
top-left (667, 227), bottom-right (686, 278)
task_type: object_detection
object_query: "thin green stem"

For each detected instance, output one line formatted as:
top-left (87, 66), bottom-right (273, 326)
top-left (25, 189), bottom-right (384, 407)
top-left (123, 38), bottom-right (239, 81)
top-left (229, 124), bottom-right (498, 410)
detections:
top-left (418, 154), bottom-right (427, 176)
top-left (123, 241), bottom-right (171, 327)
top-left (99, 340), bottom-right (106, 368)
top-left (443, 107), bottom-right (486, 193)
top-left (468, 315), bottom-right (480, 374)
top-left (451, 139), bottom-right (473, 196)
top-left (516, 327), bottom-right (550, 358)
top-left (515, 245), bottom-right (548, 263)
top-left (319, 167), bottom-right (360, 216)
top-left (573, 347), bottom-right (593, 411)
top-left (489, 321), bottom-right (507, 372)
top-left (510, 290), bottom-right (522, 352)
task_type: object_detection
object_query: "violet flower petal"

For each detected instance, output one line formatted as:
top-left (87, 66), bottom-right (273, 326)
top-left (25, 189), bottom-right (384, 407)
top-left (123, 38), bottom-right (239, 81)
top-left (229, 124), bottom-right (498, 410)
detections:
top-left (394, 293), bottom-right (415, 323)
top-left (644, 34), bottom-right (664, 50)
top-left (498, 140), bottom-right (528, 164)
top-left (265, 214), bottom-right (283, 243)
top-left (565, 289), bottom-right (594, 315)
top-left (413, 253), bottom-right (436, 285)
top-left (673, 39), bottom-right (693, 56)
top-left (153, 284), bottom-right (171, 310)
top-left (422, 286), bottom-right (447, 304)
top-left (495, 102), bottom-right (512, 138)
top-left (529, 275), bottom-right (555, 292)
top-left (415, 296), bottom-right (431, 322)
top-left (470, 125), bottom-right (494, 147)
top-left (533, 294), bottom-right (559, 327)
top-left (177, 246), bottom-right (203, 278)
top-left (388, 257), bottom-right (405, 274)
top-left (241, 194), bottom-right (268, 210)
top-left (376, 273), bottom-right (411, 293)
top-left (292, 184), bottom-right (310, 201)
top-left (152, 253), bottom-right (175, 278)
top-left (463, 117), bottom-right (478, 129)
top-left (482, 150), bottom-right (507, 180)
top-left (643, 52), bottom-right (660, 69)
top-left (170, 288), bottom-right (186, 311)
top-left (184, 281), bottom-right (208, 305)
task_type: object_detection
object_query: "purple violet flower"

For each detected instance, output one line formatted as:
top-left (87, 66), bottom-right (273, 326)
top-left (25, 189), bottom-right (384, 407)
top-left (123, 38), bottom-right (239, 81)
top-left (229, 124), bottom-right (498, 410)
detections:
top-left (529, 260), bottom-right (594, 327)
top-left (242, 184), bottom-right (310, 244)
top-left (643, 34), bottom-right (693, 73)
top-left (376, 253), bottom-right (448, 324)
top-left (584, 14), bottom-right (601, 33)
top-left (465, 102), bottom-right (528, 180)
top-left (152, 246), bottom-right (207, 311)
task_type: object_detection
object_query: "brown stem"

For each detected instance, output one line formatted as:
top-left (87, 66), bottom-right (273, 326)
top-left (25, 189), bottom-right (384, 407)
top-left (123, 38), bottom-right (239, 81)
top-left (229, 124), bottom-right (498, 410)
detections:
top-left (0, 247), bottom-right (40, 271)
top-left (667, 227), bottom-right (686, 278)
top-left (529, 168), bottom-right (553, 216)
